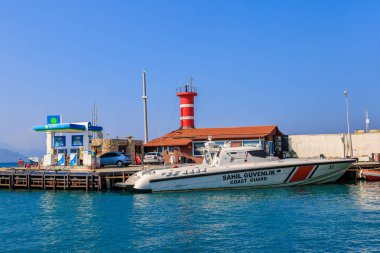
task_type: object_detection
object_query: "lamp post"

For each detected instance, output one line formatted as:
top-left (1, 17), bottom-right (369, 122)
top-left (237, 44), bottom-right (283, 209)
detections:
top-left (344, 90), bottom-right (353, 157)
top-left (142, 71), bottom-right (148, 144)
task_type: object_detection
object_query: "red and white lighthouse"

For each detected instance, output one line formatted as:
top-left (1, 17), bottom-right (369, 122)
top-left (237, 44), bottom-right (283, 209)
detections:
top-left (177, 84), bottom-right (197, 129)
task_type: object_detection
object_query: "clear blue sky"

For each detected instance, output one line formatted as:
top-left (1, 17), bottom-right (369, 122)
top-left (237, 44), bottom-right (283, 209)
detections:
top-left (0, 0), bottom-right (379, 152)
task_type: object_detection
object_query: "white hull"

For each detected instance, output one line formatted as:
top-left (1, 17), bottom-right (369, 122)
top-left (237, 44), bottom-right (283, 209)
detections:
top-left (116, 159), bottom-right (354, 193)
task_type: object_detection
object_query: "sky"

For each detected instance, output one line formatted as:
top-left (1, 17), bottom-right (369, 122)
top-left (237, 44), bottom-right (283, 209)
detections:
top-left (0, 0), bottom-right (379, 153)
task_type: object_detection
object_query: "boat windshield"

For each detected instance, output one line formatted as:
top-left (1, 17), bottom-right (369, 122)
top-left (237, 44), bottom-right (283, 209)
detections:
top-left (203, 150), bottom-right (210, 164)
top-left (202, 141), bottom-right (222, 166)
top-left (202, 149), bottom-right (221, 166)
top-left (210, 150), bottom-right (221, 166)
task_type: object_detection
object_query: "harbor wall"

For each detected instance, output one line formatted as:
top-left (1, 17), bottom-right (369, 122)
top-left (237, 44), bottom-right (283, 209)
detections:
top-left (288, 132), bottom-right (380, 160)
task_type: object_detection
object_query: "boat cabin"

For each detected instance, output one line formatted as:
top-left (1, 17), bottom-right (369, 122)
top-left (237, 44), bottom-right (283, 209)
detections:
top-left (202, 141), bottom-right (276, 167)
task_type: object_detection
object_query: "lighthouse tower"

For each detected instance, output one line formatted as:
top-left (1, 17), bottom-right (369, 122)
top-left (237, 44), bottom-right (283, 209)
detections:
top-left (177, 81), bottom-right (197, 129)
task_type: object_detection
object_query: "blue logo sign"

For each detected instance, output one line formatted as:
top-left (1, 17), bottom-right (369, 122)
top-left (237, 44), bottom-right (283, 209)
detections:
top-left (47, 115), bottom-right (61, 125)
top-left (54, 136), bottom-right (66, 147)
top-left (72, 135), bottom-right (83, 147)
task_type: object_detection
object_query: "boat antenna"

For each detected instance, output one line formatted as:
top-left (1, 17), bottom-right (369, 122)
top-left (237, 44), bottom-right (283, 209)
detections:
top-left (365, 109), bottom-right (370, 133)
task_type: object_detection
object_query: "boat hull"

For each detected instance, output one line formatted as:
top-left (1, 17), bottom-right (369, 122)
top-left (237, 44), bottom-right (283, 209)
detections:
top-left (362, 169), bottom-right (380, 181)
top-left (126, 160), bottom-right (355, 193)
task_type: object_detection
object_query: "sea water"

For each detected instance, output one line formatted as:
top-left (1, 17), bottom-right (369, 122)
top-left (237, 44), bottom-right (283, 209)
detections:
top-left (0, 163), bottom-right (17, 168)
top-left (0, 182), bottom-right (379, 252)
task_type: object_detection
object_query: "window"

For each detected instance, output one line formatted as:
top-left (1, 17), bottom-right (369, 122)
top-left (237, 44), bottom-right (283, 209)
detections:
top-left (243, 140), bottom-right (262, 147)
top-left (167, 147), bottom-right (179, 154)
top-left (100, 153), bottom-right (112, 158)
top-left (193, 142), bottom-right (206, 156)
top-left (231, 141), bottom-right (242, 147)
top-left (247, 150), bottom-right (268, 158)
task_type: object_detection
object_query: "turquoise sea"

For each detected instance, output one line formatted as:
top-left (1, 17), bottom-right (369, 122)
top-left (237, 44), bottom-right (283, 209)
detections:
top-left (0, 163), bottom-right (17, 168)
top-left (0, 182), bottom-right (379, 252)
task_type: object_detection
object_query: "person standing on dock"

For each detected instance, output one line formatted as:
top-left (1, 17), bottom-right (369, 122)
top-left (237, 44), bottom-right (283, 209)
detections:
top-left (170, 154), bottom-right (175, 165)
top-left (17, 158), bottom-right (24, 167)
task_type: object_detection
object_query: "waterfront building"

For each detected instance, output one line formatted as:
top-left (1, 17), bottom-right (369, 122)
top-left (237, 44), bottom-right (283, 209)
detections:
top-left (144, 125), bottom-right (288, 163)
top-left (143, 83), bottom-right (287, 163)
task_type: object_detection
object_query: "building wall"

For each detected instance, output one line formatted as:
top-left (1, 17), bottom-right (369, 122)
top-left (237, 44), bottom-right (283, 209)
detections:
top-left (92, 138), bottom-right (144, 164)
top-left (288, 132), bottom-right (380, 160)
top-left (146, 146), bottom-right (203, 164)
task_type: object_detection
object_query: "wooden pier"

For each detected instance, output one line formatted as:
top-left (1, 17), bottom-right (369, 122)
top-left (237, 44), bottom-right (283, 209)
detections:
top-left (0, 168), bottom-right (140, 191)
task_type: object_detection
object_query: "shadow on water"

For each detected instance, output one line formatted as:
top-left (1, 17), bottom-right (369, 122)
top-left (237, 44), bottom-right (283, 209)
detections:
top-left (115, 182), bottom-right (356, 199)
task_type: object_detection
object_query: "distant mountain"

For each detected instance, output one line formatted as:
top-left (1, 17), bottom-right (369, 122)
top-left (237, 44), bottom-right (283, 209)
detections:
top-left (0, 141), bottom-right (16, 151)
top-left (0, 142), bottom-right (44, 158)
top-left (0, 149), bottom-right (27, 163)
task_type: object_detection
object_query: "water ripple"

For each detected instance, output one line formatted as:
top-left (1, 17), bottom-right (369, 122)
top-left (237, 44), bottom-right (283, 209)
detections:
top-left (1, 183), bottom-right (380, 252)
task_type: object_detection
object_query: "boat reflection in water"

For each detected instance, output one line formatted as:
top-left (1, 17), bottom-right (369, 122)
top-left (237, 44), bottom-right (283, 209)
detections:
top-left (353, 181), bottom-right (380, 211)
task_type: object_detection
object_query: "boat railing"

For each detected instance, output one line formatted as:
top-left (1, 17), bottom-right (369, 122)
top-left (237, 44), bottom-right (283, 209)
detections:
top-left (176, 86), bottom-right (197, 93)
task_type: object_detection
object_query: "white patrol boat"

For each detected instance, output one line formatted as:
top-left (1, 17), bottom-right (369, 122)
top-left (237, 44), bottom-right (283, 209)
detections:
top-left (116, 138), bottom-right (355, 193)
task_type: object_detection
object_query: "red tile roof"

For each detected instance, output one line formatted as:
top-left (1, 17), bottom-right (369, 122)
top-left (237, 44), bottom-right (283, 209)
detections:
top-left (144, 125), bottom-right (283, 147)
top-left (144, 138), bottom-right (192, 147)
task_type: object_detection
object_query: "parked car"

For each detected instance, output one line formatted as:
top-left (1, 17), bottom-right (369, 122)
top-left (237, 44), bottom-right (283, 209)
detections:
top-left (99, 152), bottom-right (132, 167)
top-left (144, 152), bottom-right (165, 164)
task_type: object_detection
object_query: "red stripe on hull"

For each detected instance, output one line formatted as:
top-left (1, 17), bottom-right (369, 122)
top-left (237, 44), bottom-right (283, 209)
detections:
top-left (289, 165), bottom-right (315, 182)
top-left (364, 175), bottom-right (380, 181)
top-left (362, 170), bottom-right (380, 181)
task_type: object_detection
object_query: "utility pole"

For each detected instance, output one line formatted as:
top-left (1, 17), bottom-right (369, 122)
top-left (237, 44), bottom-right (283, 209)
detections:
top-left (365, 110), bottom-right (369, 133)
top-left (142, 71), bottom-right (148, 144)
top-left (344, 91), bottom-right (353, 157)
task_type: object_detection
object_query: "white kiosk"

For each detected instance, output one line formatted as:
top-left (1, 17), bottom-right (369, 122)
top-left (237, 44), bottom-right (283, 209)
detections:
top-left (33, 115), bottom-right (103, 167)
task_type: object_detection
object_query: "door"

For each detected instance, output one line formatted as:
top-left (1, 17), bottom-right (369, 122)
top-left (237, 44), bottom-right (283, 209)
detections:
top-left (100, 153), bottom-right (113, 165)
